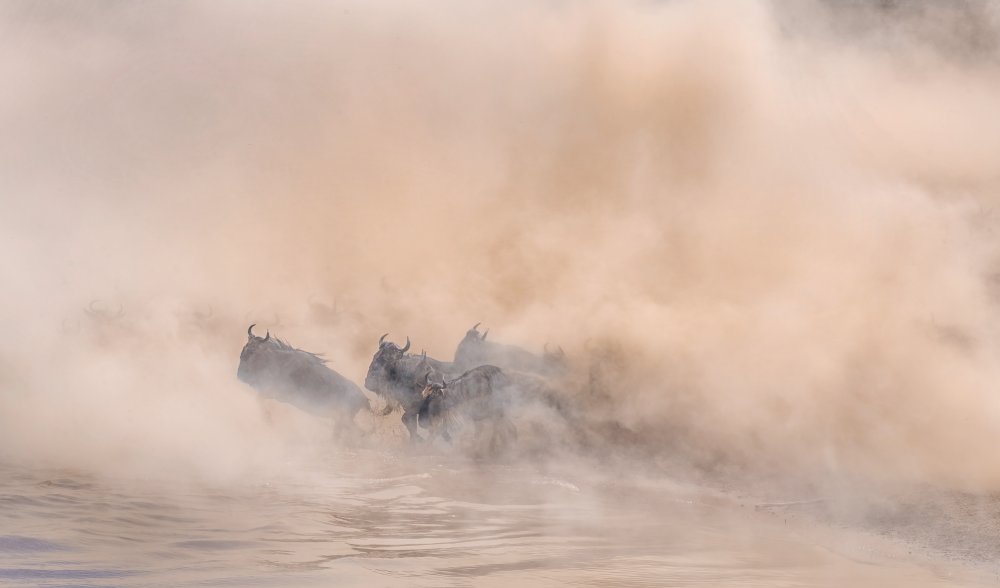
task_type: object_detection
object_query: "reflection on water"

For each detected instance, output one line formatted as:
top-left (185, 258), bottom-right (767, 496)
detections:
top-left (0, 453), bottom-right (990, 587)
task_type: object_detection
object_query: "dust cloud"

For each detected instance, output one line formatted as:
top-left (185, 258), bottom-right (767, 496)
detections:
top-left (1, 0), bottom-right (1000, 497)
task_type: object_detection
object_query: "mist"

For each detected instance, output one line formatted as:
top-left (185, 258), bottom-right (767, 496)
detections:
top-left (2, 0), bottom-right (1000, 498)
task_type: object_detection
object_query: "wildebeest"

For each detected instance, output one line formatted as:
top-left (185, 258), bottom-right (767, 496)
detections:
top-left (416, 364), bottom-right (517, 454)
top-left (363, 334), bottom-right (457, 442)
top-left (238, 324), bottom-right (369, 434)
top-left (453, 323), bottom-right (567, 376)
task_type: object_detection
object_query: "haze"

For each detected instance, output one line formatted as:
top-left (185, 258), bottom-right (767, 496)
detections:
top-left (1, 0), bottom-right (1000, 506)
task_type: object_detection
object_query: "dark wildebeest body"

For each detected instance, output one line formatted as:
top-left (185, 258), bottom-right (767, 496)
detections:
top-left (238, 325), bottom-right (369, 433)
top-left (416, 364), bottom-right (517, 453)
top-left (364, 334), bottom-right (457, 442)
top-left (453, 323), bottom-right (566, 376)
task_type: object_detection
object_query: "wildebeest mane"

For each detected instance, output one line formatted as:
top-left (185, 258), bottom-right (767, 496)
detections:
top-left (267, 337), bottom-right (327, 365)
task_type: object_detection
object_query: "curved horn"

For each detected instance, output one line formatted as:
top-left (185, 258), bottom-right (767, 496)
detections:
top-left (481, 329), bottom-right (488, 341)
top-left (263, 330), bottom-right (271, 342)
top-left (472, 322), bottom-right (481, 332)
top-left (248, 324), bottom-right (257, 339)
top-left (379, 333), bottom-right (388, 346)
top-left (401, 336), bottom-right (411, 352)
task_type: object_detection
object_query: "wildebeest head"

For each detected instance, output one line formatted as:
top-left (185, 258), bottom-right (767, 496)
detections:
top-left (417, 366), bottom-right (448, 433)
top-left (543, 343), bottom-right (568, 370)
top-left (237, 323), bottom-right (273, 385)
top-left (464, 322), bottom-right (488, 344)
top-left (454, 322), bottom-right (488, 364)
top-left (420, 358), bottom-right (447, 396)
top-left (364, 333), bottom-right (411, 393)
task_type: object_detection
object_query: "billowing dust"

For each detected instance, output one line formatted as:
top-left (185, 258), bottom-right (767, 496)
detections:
top-left (1, 0), bottom-right (1000, 505)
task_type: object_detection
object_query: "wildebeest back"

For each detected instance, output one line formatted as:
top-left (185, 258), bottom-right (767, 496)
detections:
top-left (453, 324), bottom-right (566, 376)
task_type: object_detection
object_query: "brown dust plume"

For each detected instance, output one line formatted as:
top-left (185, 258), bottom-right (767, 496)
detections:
top-left (1, 0), bottom-right (1000, 493)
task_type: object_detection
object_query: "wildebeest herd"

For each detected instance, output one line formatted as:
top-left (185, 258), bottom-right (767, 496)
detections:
top-left (237, 323), bottom-right (571, 454)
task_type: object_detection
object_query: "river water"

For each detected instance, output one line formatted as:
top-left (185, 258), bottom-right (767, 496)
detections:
top-left (0, 450), bottom-right (992, 588)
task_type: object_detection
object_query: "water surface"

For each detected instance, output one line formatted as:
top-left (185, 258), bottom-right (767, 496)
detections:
top-left (0, 454), bottom-right (990, 587)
